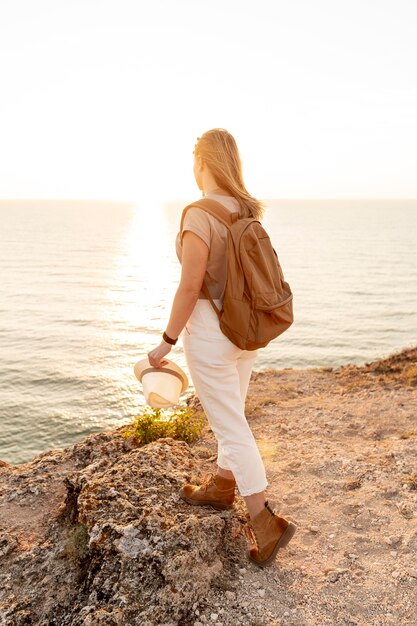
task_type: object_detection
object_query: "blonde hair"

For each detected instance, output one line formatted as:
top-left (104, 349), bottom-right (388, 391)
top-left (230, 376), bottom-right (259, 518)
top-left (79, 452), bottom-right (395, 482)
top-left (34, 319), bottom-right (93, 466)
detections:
top-left (193, 128), bottom-right (265, 221)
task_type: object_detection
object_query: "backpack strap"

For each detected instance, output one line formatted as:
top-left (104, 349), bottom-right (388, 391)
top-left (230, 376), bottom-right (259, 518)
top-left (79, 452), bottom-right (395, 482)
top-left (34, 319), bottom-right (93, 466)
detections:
top-left (180, 198), bottom-right (240, 235)
top-left (200, 278), bottom-right (223, 319)
top-left (180, 198), bottom-right (240, 320)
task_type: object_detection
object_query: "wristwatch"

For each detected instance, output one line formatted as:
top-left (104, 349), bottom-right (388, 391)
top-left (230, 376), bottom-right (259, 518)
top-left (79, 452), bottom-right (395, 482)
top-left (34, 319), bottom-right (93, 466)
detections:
top-left (162, 331), bottom-right (178, 345)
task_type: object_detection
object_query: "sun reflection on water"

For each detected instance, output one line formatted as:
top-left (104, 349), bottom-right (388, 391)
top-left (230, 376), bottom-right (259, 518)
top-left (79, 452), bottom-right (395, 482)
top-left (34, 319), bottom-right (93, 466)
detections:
top-left (106, 199), bottom-right (179, 341)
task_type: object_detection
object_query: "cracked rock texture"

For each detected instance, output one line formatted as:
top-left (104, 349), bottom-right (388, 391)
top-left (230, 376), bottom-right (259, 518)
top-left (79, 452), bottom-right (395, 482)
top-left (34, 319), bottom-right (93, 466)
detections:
top-left (0, 433), bottom-right (244, 626)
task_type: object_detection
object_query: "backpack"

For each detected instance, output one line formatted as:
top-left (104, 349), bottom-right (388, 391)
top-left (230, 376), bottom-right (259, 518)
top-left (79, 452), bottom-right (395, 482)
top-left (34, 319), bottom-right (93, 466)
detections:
top-left (180, 197), bottom-right (294, 350)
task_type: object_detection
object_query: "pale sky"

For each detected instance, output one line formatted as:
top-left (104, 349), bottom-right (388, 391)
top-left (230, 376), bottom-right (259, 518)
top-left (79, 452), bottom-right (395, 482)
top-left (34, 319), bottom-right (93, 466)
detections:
top-left (0, 0), bottom-right (416, 202)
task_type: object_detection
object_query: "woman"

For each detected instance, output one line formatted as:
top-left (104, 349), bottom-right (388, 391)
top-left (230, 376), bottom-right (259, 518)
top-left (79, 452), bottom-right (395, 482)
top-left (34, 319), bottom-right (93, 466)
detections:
top-left (148, 128), bottom-right (296, 567)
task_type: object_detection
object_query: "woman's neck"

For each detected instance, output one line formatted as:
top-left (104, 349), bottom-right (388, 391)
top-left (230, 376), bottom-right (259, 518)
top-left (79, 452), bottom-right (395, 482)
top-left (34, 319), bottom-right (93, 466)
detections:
top-left (204, 186), bottom-right (231, 197)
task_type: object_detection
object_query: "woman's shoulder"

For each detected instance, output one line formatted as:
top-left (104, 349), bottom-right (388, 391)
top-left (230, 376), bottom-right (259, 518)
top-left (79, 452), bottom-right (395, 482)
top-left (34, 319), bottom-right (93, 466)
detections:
top-left (181, 195), bottom-right (239, 228)
top-left (182, 205), bottom-right (212, 234)
top-left (183, 204), bottom-right (211, 219)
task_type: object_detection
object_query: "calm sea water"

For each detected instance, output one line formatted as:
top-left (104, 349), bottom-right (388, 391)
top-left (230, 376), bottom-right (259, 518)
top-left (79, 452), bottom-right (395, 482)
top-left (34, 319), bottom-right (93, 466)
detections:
top-left (1, 198), bottom-right (416, 465)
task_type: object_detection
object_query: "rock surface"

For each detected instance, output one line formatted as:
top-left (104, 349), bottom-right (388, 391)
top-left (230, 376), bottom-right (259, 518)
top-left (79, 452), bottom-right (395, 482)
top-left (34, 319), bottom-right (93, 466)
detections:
top-left (0, 433), bottom-right (245, 625)
top-left (1, 344), bottom-right (417, 625)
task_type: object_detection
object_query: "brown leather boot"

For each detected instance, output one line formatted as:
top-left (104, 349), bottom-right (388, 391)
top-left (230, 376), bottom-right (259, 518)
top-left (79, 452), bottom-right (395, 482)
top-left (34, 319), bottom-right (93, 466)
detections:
top-left (179, 471), bottom-right (236, 510)
top-left (244, 500), bottom-right (297, 567)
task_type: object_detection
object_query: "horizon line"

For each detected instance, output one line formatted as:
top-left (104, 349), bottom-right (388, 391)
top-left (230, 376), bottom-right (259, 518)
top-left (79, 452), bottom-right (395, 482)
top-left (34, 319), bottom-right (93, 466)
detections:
top-left (1, 196), bottom-right (417, 204)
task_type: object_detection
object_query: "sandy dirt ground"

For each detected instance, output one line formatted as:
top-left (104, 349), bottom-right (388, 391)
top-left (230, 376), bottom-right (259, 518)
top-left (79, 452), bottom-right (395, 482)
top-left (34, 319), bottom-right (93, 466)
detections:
top-left (185, 345), bottom-right (417, 626)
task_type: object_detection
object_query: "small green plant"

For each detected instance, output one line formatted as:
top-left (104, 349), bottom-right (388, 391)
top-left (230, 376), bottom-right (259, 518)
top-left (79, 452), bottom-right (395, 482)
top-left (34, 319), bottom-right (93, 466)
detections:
top-left (123, 404), bottom-right (205, 445)
top-left (59, 522), bottom-right (89, 562)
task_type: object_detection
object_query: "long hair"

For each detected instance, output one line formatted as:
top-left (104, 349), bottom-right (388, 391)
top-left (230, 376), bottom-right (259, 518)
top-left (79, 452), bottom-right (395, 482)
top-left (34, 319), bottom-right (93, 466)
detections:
top-left (193, 128), bottom-right (265, 221)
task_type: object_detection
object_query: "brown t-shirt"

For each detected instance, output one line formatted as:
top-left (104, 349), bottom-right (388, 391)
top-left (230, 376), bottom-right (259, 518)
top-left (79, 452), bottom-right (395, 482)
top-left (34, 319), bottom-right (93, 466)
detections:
top-left (175, 193), bottom-right (241, 301)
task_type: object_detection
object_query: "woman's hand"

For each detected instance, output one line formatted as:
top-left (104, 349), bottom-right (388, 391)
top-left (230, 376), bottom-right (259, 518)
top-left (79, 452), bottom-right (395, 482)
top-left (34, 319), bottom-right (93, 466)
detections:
top-left (147, 339), bottom-right (172, 368)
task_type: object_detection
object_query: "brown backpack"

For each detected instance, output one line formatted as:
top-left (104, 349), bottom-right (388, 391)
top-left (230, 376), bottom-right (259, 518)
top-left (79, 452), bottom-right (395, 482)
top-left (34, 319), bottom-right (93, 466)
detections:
top-left (180, 197), bottom-right (294, 350)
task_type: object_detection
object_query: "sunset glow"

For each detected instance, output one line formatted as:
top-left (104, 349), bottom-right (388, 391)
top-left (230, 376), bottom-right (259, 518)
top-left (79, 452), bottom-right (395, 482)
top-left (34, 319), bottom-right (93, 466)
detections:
top-left (0, 0), bottom-right (416, 201)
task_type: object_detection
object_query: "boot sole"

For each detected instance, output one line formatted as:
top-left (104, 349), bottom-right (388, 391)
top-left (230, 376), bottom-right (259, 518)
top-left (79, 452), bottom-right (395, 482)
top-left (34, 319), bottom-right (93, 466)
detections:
top-left (179, 490), bottom-right (234, 511)
top-left (248, 520), bottom-right (297, 568)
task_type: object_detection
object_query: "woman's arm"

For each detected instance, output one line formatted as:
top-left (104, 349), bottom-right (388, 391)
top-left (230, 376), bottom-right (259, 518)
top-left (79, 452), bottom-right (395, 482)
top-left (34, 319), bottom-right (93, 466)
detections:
top-left (147, 230), bottom-right (209, 367)
top-left (165, 230), bottom-right (209, 338)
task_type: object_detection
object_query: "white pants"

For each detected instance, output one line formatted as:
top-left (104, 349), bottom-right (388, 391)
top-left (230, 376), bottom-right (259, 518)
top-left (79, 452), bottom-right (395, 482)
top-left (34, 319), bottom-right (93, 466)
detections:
top-left (180, 298), bottom-right (269, 496)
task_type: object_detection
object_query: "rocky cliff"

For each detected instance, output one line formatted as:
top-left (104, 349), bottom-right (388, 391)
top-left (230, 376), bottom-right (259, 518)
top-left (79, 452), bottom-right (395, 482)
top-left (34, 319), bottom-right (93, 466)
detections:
top-left (0, 428), bottom-right (245, 625)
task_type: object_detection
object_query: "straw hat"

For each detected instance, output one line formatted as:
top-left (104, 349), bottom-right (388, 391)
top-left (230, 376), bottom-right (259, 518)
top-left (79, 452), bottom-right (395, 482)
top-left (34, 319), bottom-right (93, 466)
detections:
top-left (133, 357), bottom-right (189, 408)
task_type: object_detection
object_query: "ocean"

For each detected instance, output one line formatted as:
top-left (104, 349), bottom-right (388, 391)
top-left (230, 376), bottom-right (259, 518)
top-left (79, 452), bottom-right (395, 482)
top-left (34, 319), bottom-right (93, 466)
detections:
top-left (1, 198), bottom-right (416, 465)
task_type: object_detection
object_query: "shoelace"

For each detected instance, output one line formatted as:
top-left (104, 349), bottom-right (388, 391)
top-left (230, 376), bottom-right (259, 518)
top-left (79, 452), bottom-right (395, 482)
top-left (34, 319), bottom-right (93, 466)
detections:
top-left (243, 522), bottom-right (258, 547)
top-left (200, 471), bottom-right (216, 492)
